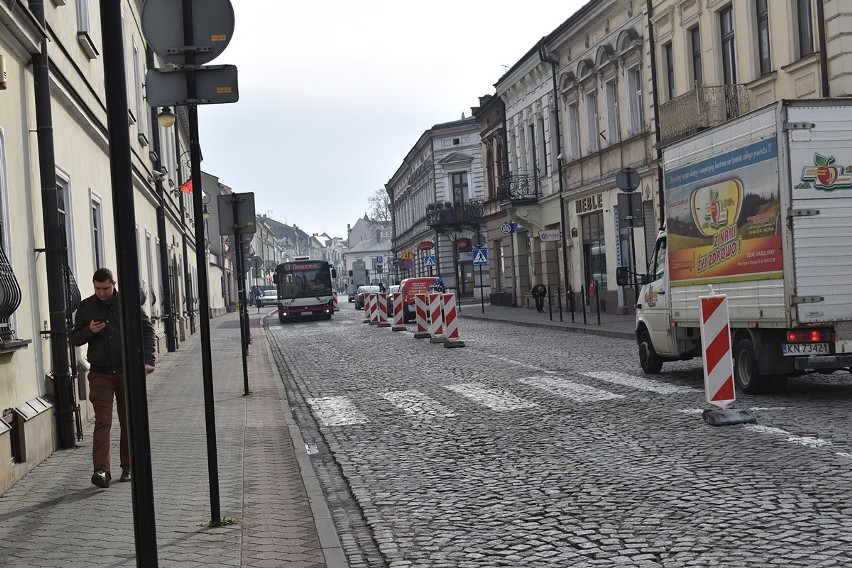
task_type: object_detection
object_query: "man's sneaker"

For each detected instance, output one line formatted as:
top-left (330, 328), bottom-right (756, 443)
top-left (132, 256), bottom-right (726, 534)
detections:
top-left (119, 467), bottom-right (131, 482)
top-left (91, 470), bottom-right (110, 488)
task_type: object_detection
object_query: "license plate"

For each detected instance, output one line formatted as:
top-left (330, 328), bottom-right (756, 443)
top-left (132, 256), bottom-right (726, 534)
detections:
top-left (302, 311), bottom-right (312, 315)
top-left (782, 342), bottom-right (829, 356)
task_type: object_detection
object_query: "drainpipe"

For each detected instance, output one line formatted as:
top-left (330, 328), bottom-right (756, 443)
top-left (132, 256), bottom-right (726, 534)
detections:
top-left (539, 40), bottom-right (567, 321)
top-left (146, 48), bottom-right (176, 351)
top-left (30, 0), bottom-right (76, 449)
top-left (646, 0), bottom-right (665, 230)
top-left (816, 0), bottom-right (830, 97)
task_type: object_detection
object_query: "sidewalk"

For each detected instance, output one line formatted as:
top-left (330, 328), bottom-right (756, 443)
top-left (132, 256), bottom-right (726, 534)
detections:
top-left (0, 310), bottom-right (345, 568)
top-left (458, 299), bottom-right (636, 339)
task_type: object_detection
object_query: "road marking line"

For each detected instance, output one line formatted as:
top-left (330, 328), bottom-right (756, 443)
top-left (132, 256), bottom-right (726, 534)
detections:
top-left (582, 371), bottom-right (696, 394)
top-left (380, 390), bottom-right (457, 418)
top-left (517, 376), bottom-right (624, 402)
top-left (445, 383), bottom-right (537, 411)
top-left (477, 352), bottom-right (552, 373)
top-left (744, 424), bottom-right (832, 449)
top-left (305, 396), bottom-right (369, 426)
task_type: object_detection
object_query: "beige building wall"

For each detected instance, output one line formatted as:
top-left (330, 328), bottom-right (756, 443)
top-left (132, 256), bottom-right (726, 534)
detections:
top-left (0, 0), bottom-right (221, 495)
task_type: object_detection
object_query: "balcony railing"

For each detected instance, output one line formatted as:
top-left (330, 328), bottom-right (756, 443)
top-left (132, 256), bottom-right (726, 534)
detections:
top-left (496, 168), bottom-right (540, 204)
top-left (658, 84), bottom-right (750, 146)
top-left (426, 199), bottom-right (484, 228)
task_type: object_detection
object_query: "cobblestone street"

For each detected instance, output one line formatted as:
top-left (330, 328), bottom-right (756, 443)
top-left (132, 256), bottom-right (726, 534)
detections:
top-left (269, 304), bottom-right (852, 567)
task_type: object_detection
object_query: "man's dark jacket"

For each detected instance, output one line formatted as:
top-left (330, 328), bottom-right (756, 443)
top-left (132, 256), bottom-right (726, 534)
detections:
top-left (71, 290), bottom-right (156, 374)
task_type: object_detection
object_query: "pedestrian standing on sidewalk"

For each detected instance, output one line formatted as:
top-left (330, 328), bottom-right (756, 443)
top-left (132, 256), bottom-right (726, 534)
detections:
top-left (531, 283), bottom-right (547, 313)
top-left (71, 268), bottom-right (156, 488)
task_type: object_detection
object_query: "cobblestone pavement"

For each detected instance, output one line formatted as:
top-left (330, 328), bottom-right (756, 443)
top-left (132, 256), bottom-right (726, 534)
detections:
top-left (270, 304), bottom-right (852, 567)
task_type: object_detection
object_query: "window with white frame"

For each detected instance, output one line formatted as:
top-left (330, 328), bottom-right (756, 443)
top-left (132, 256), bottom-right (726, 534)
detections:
top-left (586, 91), bottom-right (599, 153)
top-left (690, 26), bottom-right (703, 87)
top-left (605, 79), bottom-right (620, 144)
top-left (76, 0), bottom-right (99, 58)
top-left (451, 172), bottom-right (468, 204)
top-left (756, 1), bottom-right (771, 76)
top-left (567, 101), bottom-right (580, 160)
top-left (720, 5), bottom-right (737, 85)
top-left (627, 67), bottom-right (643, 135)
top-left (537, 116), bottom-right (547, 175)
top-left (664, 42), bottom-right (675, 100)
top-left (796, 0), bottom-right (814, 59)
top-left (527, 123), bottom-right (537, 174)
top-left (133, 40), bottom-right (147, 144)
top-left (91, 195), bottom-right (105, 269)
top-left (146, 232), bottom-right (156, 316)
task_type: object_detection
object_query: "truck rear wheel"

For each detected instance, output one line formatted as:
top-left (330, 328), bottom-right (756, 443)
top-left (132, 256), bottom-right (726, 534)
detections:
top-left (638, 328), bottom-right (663, 374)
top-left (734, 338), bottom-right (769, 394)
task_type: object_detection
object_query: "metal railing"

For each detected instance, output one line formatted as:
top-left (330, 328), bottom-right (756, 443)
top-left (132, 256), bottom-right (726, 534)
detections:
top-left (659, 84), bottom-right (750, 146)
top-left (496, 167), bottom-right (540, 203)
top-left (425, 199), bottom-right (485, 227)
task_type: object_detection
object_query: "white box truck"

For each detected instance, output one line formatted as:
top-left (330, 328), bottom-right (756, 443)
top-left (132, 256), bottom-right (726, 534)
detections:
top-left (626, 100), bottom-right (852, 393)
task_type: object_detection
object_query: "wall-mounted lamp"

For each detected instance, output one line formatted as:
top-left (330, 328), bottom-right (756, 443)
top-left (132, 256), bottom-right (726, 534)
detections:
top-left (571, 227), bottom-right (578, 238)
top-left (158, 106), bottom-right (176, 128)
top-left (203, 205), bottom-right (210, 220)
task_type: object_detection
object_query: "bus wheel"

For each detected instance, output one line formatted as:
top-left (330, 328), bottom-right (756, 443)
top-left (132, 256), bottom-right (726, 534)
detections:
top-left (279, 316), bottom-right (286, 324)
top-left (734, 338), bottom-right (769, 394)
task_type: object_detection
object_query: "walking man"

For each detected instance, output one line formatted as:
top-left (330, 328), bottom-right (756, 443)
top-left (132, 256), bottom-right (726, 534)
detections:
top-left (532, 283), bottom-right (547, 313)
top-left (72, 268), bottom-right (156, 488)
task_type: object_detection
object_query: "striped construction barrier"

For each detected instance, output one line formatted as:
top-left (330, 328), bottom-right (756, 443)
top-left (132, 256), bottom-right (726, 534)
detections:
top-left (333, 291), bottom-right (339, 311)
top-left (441, 292), bottom-right (465, 348)
top-left (413, 293), bottom-right (430, 339)
top-left (365, 293), bottom-right (377, 324)
top-left (376, 293), bottom-right (391, 327)
top-left (391, 293), bottom-right (406, 331)
top-left (428, 292), bottom-right (446, 343)
top-left (699, 293), bottom-right (734, 407)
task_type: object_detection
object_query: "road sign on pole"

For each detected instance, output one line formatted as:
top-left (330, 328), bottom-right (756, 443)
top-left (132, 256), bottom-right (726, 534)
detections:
top-left (473, 248), bottom-right (488, 265)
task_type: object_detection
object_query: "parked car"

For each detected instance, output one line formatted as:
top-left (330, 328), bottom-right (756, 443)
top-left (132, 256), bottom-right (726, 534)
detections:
top-left (260, 289), bottom-right (278, 306)
top-left (347, 292), bottom-right (356, 303)
top-left (354, 285), bottom-right (381, 310)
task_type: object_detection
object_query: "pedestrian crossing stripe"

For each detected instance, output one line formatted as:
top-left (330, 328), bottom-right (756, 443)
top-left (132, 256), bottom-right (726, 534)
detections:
top-left (305, 372), bottom-right (697, 426)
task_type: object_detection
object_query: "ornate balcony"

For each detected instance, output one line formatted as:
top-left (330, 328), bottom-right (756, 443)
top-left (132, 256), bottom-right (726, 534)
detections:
top-left (659, 84), bottom-right (751, 147)
top-left (426, 199), bottom-right (484, 230)
top-left (496, 168), bottom-right (540, 205)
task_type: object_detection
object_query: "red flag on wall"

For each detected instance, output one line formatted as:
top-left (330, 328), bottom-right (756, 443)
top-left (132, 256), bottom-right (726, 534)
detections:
top-left (179, 179), bottom-right (193, 194)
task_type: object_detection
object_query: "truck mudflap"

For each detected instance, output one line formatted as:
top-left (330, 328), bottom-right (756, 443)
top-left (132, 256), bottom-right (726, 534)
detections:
top-left (794, 354), bottom-right (852, 370)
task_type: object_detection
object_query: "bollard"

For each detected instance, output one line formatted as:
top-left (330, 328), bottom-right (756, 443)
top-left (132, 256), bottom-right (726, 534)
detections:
top-left (376, 293), bottom-right (391, 327)
top-left (441, 293), bottom-right (465, 348)
top-left (428, 292), bottom-right (447, 343)
top-left (391, 293), bottom-right (406, 331)
top-left (413, 293), bottom-right (430, 339)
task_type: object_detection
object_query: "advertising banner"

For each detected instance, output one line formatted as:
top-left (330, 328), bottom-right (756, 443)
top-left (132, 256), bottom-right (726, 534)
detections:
top-left (665, 138), bottom-right (782, 286)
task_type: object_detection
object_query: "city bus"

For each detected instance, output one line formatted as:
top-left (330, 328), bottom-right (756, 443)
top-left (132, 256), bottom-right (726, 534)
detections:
top-left (273, 259), bottom-right (336, 323)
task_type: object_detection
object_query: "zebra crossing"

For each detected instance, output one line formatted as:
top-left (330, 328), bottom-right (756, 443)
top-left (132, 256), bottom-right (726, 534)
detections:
top-left (305, 371), bottom-right (700, 427)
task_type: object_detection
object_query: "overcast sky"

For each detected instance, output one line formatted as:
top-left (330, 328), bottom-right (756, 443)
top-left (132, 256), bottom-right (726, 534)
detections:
top-left (198, 0), bottom-right (587, 239)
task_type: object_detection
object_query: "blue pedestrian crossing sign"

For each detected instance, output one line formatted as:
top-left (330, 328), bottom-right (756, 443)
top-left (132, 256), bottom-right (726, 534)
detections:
top-left (424, 255), bottom-right (436, 267)
top-left (472, 247), bottom-right (488, 265)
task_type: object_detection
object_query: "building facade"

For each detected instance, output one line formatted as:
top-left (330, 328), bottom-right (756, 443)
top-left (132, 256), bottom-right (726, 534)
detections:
top-left (0, 0), bottom-right (229, 494)
top-left (387, 118), bottom-right (485, 297)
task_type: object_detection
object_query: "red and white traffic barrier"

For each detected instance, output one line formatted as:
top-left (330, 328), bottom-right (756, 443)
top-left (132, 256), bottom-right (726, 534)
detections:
top-left (699, 293), bottom-right (735, 407)
top-left (333, 291), bottom-right (339, 311)
top-left (441, 293), bottom-right (465, 348)
top-left (366, 293), bottom-right (377, 324)
top-left (428, 292), bottom-right (446, 343)
top-left (413, 293), bottom-right (430, 339)
top-left (376, 293), bottom-right (390, 327)
top-left (391, 293), bottom-right (406, 331)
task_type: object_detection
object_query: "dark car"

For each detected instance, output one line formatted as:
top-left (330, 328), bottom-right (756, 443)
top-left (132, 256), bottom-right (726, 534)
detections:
top-left (354, 285), bottom-right (381, 310)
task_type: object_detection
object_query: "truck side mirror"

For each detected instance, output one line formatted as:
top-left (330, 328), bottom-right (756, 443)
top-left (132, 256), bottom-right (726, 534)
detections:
top-left (616, 267), bottom-right (629, 287)
top-left (272, 274), bottom-right (278, 284)
top-left (331, 268), bottom-right (337, 279)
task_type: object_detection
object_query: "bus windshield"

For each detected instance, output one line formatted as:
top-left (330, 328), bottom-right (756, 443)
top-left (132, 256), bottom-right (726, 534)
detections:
top-left (279, 262), bottom-right (332, 299)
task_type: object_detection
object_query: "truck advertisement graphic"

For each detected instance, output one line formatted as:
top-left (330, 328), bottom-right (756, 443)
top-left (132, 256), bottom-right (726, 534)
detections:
top-left (664, 137), bottom-right (783, 285)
